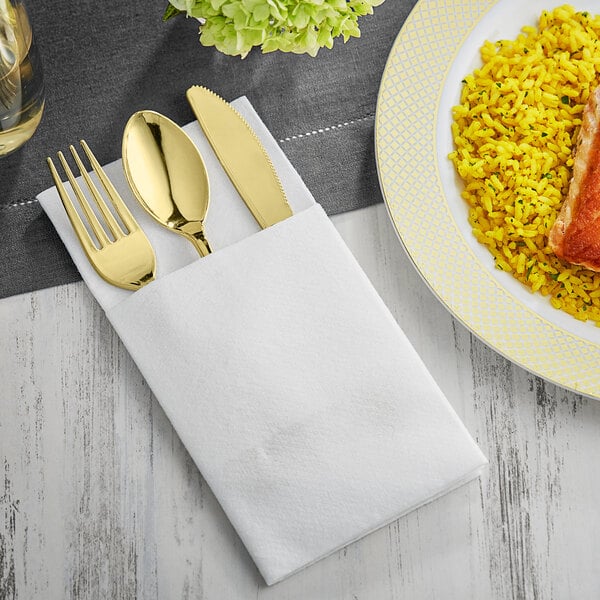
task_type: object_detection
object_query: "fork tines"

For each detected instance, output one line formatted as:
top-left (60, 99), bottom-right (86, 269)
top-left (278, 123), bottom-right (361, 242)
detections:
top-left (47, 141), bottom-right (134, 251)
top-left (47, 140), bottom-right (156, 290)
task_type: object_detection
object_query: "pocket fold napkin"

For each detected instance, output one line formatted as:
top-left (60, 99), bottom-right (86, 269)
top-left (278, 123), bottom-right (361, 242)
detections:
top-left (38, 97), bottom-right (487, 585)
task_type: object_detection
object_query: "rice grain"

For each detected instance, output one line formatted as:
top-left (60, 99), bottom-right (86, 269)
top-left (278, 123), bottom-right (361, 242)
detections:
top-left (449, 4), bottom-right (600, 325)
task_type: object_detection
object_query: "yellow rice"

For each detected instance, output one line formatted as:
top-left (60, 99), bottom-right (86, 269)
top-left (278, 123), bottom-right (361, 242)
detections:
top-left (449, 4), bottom-right (600, 325)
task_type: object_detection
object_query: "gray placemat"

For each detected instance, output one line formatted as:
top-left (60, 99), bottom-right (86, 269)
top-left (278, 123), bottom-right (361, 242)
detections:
top-left (0, 0), bottom-right (417, 299)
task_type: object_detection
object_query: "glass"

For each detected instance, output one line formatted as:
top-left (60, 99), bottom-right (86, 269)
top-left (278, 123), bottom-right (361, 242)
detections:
top-left (0, 0), bottom-right (44, 156)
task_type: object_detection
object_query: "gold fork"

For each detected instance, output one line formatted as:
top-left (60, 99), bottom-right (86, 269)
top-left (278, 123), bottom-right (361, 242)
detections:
top-left (46, 140), bottom-right (156, 290)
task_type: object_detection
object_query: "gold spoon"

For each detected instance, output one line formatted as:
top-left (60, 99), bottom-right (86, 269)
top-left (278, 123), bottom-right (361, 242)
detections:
top-left (122, 110), bottom-right (211, 256)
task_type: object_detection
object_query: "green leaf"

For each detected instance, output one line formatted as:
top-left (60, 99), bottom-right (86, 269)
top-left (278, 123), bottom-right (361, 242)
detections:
top-left (163, 4), bottom-right (184, 21)
top-left (290, 5), bottom-right (311, 29)
top-left (252, 3), bottom-right (270, 22)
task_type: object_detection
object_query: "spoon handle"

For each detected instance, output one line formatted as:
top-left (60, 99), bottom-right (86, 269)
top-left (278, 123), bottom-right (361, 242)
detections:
top-left (187, 230), bottom-right (211, 257)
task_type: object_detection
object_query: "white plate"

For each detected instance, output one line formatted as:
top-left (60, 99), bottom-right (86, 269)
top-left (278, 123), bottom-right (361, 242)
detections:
top-left (375, 0), bottom-right (600, 399)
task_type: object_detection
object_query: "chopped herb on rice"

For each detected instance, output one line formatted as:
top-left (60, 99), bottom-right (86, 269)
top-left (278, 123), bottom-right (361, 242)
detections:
top-left (449, 4), bottom-right (600, 325)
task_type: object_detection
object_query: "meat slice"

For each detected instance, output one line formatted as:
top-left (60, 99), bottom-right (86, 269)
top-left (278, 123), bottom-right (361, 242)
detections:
top-left (549, 86), bottom-right (600, 271)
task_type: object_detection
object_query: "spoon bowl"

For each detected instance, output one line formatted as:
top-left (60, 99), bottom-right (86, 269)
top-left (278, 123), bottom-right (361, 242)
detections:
top-left (122, 110), bottom-right (211, 256)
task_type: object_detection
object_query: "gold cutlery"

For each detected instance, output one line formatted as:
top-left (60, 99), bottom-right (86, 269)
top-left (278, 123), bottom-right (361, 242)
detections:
top-left (122, 110), bottom-right (212, 257)
top-left (186, 85), bottom-right (292, 229)
top-left (46, 140), bottom-right (156, 290)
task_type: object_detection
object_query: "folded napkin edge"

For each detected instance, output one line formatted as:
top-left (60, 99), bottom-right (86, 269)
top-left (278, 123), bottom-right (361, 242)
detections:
top-left (262, 462), bottom-right (488, 585)
top-left (102, 203), bottom-right (323, 314)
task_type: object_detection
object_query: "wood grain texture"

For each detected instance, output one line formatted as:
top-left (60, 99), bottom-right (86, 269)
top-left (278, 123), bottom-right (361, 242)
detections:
top-left (1, 203), bottom-right (600, 599)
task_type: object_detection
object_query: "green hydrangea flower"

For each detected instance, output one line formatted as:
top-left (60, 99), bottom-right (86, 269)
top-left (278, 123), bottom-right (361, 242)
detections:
top-left (166, 0), bottom-right (385, 58)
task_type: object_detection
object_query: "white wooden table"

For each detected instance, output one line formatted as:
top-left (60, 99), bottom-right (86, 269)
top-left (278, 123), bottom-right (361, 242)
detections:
top-left (1, 203), bottom-right (599, 599)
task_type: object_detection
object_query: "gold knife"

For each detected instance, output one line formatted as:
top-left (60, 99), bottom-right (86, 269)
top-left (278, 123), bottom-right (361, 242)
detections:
top-left (186, 85), bottom-right (293, 228)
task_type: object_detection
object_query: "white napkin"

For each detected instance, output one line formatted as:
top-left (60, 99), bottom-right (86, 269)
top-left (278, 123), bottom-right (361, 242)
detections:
top-left (37, 98), bottom-right (487, 585)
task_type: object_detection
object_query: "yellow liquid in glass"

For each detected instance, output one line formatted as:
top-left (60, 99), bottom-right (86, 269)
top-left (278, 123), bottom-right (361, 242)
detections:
top-left (0, 2), bottom-right (44, 156)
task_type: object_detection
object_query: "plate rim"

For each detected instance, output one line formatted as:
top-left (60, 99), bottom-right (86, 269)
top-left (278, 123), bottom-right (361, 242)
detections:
top-left (375, 0), bottom-right (600, 399)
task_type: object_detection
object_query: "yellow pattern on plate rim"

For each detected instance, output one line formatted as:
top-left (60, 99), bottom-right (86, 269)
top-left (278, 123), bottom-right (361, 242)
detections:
top-left (375, 0), bottom-right (600, 399)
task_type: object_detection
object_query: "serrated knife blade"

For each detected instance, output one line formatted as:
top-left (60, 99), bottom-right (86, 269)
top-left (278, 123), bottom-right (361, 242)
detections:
top-left (186, 85), bottom-right (293, 229)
